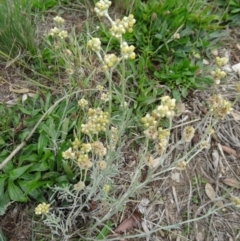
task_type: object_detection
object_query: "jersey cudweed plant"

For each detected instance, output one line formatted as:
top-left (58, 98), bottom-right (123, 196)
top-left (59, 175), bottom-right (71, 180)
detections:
top-left (34, 1), bottom-right (239, 240)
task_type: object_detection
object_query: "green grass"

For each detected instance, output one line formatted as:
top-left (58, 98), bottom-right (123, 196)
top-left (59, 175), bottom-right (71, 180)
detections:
top-left (0, 0), bottom-right (36, 57)
top-left (213, 0), bottom-right (240, 26)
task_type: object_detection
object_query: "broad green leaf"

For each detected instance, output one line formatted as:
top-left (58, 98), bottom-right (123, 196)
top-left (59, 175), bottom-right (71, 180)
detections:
top-left (17, 105), bottom-right (31, 115)
top-left (44, 91), bottom-right (52, 112)
top-left (0, 136), bottom-right (5, 145)
top-left (9, 164), bottom-right (33, 181)
top-left (28, 160), bottom-right (49, 172)
top-left (2, 160), bottom-right (14, 174)
top-left (0, 149), bottom-right (8, 158)
top-left (0, 192), bottom-right (11, 216)
top-left (19, 154), bottom-right (39, 165)
top-left (31, 109), bottom-right (41, 117)
top-left (231, 8), bottom-right (240, 13)
top-left (8, 180), bottom-right (27, 202)
top-left (42, 172), bottom-right (59, 180)
top-left (12, 115), bottom-right (20, 127)
top-left (38, 131), bottom-right (49, 156)
top-left (181, 87), bottom-right (187, 98)
top-left (172, 89), bottom-right (181, 102)
top-left (0, 175), bottom-right (7, 194)
top-left (41, 149), bottom-right (53, 162)
top-left (24, 114), bottom-right (42, 127)
top-left (18, 179), bottom-right (48, 200)
top-left (19, 130), bottom-right (31, 142)
top-left (21, 143), bottom-right (38, 154)
top-left (20, 171), bottom-right (41, 181)
top-left (18, 179), bottom-right (47, 192)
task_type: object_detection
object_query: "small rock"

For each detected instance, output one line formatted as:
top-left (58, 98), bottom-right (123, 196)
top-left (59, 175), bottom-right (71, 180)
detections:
top-left (232, 63), bottom-right (240, 73)
top-left (171, 172), bottom-right (180, 183)
top-left (203, 59), bottom-right (209, 65)
top-left (211, 49), bottom-right (218, 56)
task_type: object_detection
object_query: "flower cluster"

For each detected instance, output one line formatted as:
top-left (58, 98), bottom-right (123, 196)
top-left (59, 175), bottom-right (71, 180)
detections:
top-left (91, 141), bottom-right (107, 156)
top-left (155, 127), bottom-right (170, 154)
top-left (81, 108), bottom-right (109, 134)
top-left (97, 160), bottom-right (107, 170)
top-left (103, 184), bottom-right (110, 193)
top-left (208, 95), bottom-right (233, 119)
top-left (48, 16), bottom-right (76, 76)
top-left (155, 141), bottom-right (167, 155)
top-left (49, 17), bottom-right (68, 39)
top-left (58, 30), bottom-right (68, 39)
top-left (141, 96), bottom-right (176, 154)
top-left (66, 67), bottom-right (74, 75)
top-left (96, 85), bottom-right (104, 91)
top-left (231, 196), bottom-right (240, 208)
top-left (236, 83), bottom-right (240, 93)
top-left (210, 56), bottom-right (228, 85)
top-left (87, 38), bottom-right (101, 52)
top-left (210, 68), bottom-right (226, 85)
top-left (53, 16), bottom-right (65, 25)
top-left (63, 49), bottom-right (72, 56)
top-left (141, 114), bottom-right (157, 129)
top-left (78, 153), bottom-right (93, 169)
top-left (35, 202), bottom-right (50, 215)
top-left (145, 155), bottom-right (159, 169)
top-left (72, 137), bottom-right (81, 149)
top-left (78, 98), bottom-right (88, 108)
top-left (89, 1), bottom-right (136, 71)
top-left (103, 54), bottom-right (119, 70)
top-left (62, 147), bottom-right (76, 159)
top-left (110, 127), bottom-right (118, 149)
top-left (199, 140), bottom-right (210, 150)
top-left (121, 42), bottom-right (136, 60)
top-left (94, 0), bottom-right (111, 17)
top-left (100, 92), bottom-right (110, 102)
top-left (74, 181), bottom-right (85, 191)
top-left (141, 96), bottom-right (175, 136)
top-left (175, 160), bottom-right (187, 170)
top-left (49, 27), bottom-right (60, 36)
top-left (80, 143), bottom-right (92, 153)
top-left (215, 56), bottom-right (228, 67)
top-left (109, 14), bottom-right (136, 38)
top-left (152, 96), bottom-right (176, 119)
top-left (172, 33), bottom-right (180, 39)
top-left (158, 127), bottom-right (170, 141)
top-left (143, 126), bottom-right (158, 140)
top-left (182, 126), bottom-right (195, 142)
top-left (62, 138), bottom-right (107, 172)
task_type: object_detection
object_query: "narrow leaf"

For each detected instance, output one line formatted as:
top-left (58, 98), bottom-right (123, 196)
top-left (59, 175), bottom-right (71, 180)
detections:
top-left (96, 221), bottom-right (113, 240)
top-left (61, 117), bottom-right (69, 141)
